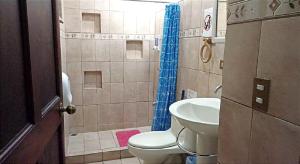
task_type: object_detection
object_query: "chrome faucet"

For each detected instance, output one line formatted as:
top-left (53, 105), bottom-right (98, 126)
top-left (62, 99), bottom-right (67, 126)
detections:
top-left (214, 84), bottom-right (223, 94)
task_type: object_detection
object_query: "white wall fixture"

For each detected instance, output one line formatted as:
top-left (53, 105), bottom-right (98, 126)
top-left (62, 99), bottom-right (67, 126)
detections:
top-left (202, 7), bottom-right (215, 38)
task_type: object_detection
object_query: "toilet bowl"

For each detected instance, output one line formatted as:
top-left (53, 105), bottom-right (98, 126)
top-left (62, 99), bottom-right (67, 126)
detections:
top-left (128, 118), bottom-right (185, 164)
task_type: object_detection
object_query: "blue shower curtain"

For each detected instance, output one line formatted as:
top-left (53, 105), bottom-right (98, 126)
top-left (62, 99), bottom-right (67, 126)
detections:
top-left (152, 4), bottom-right (180, 131)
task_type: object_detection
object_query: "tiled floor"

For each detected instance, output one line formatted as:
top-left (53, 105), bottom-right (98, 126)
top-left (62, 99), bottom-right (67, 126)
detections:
top-left (89, 157), bottom-right (142, 164)
top-left (66, 126), bottom-right (150, 163)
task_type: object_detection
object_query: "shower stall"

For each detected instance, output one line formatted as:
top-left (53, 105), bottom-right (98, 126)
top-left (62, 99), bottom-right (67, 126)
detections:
top-left (59, 0), bottom-right (170, 162)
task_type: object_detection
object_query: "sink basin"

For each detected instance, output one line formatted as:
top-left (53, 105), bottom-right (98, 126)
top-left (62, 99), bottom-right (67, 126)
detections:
top-left (169, 98), bottom-right (221, 155)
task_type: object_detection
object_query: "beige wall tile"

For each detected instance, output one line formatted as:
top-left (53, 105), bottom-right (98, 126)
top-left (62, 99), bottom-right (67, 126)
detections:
top-left (196, 70), bottom-right (210, 97)
top-left (61, 38), bottom-right (67, 73)
top-left (110, 11), bottom-right (124, 34)
top-left (218, 98), bottom-right (253, 164)
top-left (136, 82), bottom-right (149, 102)
top-left (110, 0), bottom-right (123, 11)
top-left (98, 83), bottom-right (111, 104)
top-left (96, 40), bottom-right (110, 61)
top-left (124, 82), bottom-right (137, 102)
top-left (257, 16), bottom-right (300, 125)
top-left (179, 68), bottom-right (209, 97)
top-left (81, 39), bottom-right (96, 61)
top-left (83, 88), bottom-right (98, 105)
top-left (82, 61), bottom-right (96, 71)
top-left (148, 102), bottom-right (154, 124)
top-left (100, 11), bottom-right (110, 33)
top-left (70, 83), bottom-right (83, 105)
top-left (98, 104), bottom-right (110, 125)
top-left (110, 104), bottom-right (124, 124)
top-left (67, 62), bottom-right (82, 84)
top-left (69, 106), bottom-right (84, 127)
top-left (124, 12), bottom-right (137, 34)
top-left (64, 8), bottom-right (81, 32)
top-left (148, 82), bottom-right (153, 101)
top-left (136, 102), bottom-right (149, 126)
top-left (95, 0), bottom-right (109, 11)
top-left (136, 62), bottom-right (150, 82)
top-left (141, 40), bottom-right (150, 61)
top-left (110, 40), bottom-right (124, 61)
top-left (83, 105), bottom-right (98, 132)
top-left (248, 111), bottom-right (300, 164)
top-left (110, 83), bottom-right (124, 103)
top-left (123, 122), bottom-right (136, 129)
top-left (137, 13), bottom-right (150, 34)
top-left (149, 41), bottom-right (159, 62)
top-left (96, 62), bottom-right (110, 83)
top-left (180, 38), bottom-right (188, 68)
top-left (64, 0), bottom-right (80, 9)
top-left (179, 1), bottom-right (184, 30)
top-left (110, 62), bottom-right (124, 83)
top-left (210, 43), bottom-right (225, 75)
top-left (124, 62), bottom-right (137, 82)
top-left (80, 0), bottom-right (94, 10)
top-left (190, 0), bottom-right (202, 28)
top-left (124, 103), bottom-right (137, 122)
top-left (66, 39), bottom-right (81, 62)
top-left (208, 74), bottom-right (222, 98)
top-left (223, 21), bottom-right (261, 107)
top-left (183, 0), bottom-right (192, 29)
top-left (149, 14), bottom-right (155, 35)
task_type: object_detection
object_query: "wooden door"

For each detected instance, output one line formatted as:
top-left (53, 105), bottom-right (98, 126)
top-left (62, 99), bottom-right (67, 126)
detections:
top-left (0, 0), bottom-right (65, 163)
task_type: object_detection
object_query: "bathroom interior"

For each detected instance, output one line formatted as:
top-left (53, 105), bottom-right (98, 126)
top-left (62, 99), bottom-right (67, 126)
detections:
top-left (0, 0), bottom-right (299, 164)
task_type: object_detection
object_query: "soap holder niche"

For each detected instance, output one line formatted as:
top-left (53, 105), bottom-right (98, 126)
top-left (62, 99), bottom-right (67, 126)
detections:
top-left (82, 13), bottom-right (101, 33)
top-left (126, 40), bottom-right (143, 60)
top-left (84, 71), bottom-right (102, 89)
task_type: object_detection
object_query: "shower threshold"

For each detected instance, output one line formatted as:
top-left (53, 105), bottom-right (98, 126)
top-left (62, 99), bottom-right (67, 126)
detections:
top-left (66, 126), bottom-right (151, 164)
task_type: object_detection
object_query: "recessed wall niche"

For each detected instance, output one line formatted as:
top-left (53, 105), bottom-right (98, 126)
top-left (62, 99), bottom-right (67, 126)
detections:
top-left (84, 71), bottom-right (102, 88)
top-left (82, 13), bottom-right (101, 33)
top-left (126, 40), bottom-right (143, 59)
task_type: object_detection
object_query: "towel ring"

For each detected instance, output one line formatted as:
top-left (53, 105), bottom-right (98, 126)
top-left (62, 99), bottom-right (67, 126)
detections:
top-left (199, 38), bottom-right (212, 63)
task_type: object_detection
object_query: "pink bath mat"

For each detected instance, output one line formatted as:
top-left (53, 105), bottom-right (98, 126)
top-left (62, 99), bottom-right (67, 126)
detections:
top-left (116, 130), bottom-right (141, 147)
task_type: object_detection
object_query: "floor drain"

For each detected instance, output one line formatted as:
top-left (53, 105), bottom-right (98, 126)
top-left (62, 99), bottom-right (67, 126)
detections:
top-left (71, 133), bottom-right (78, 136)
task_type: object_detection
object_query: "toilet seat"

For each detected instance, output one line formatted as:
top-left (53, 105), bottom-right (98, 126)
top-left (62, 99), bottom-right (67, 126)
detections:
top-left (128, 130), bottom-right (177, 149)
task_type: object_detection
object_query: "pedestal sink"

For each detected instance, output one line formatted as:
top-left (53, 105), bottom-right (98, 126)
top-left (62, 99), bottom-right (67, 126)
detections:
top-left (169, 98), bottom-right (220, 163)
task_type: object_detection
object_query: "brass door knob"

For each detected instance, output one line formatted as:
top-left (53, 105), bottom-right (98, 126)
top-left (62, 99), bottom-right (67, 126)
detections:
top-left (60, 105), bottom-right (76, 114)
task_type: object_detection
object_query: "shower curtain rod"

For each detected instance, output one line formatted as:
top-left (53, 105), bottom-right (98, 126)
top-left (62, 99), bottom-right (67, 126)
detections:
top-left (122, 0), bottom-right (175, 3)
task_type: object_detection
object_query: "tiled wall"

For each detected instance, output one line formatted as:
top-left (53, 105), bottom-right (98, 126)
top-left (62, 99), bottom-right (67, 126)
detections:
top-left (63, 0), bottom-right (165, 133)
top-left (219, 1), bottom-right (300, 163)
top-left (176, 0), bottom-right (225, 100)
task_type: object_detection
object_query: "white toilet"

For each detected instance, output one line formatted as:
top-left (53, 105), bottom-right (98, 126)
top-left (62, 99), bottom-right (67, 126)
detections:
top-left (128, 117), bottom-right (185, 164)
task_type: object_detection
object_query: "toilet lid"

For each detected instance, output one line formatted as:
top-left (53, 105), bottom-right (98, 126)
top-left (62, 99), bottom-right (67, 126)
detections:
top-left (128, 131), bottom-right (177, 149)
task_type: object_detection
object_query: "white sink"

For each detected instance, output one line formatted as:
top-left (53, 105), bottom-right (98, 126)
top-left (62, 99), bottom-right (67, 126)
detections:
top-left (169, 98), bottom-right (221, 155)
